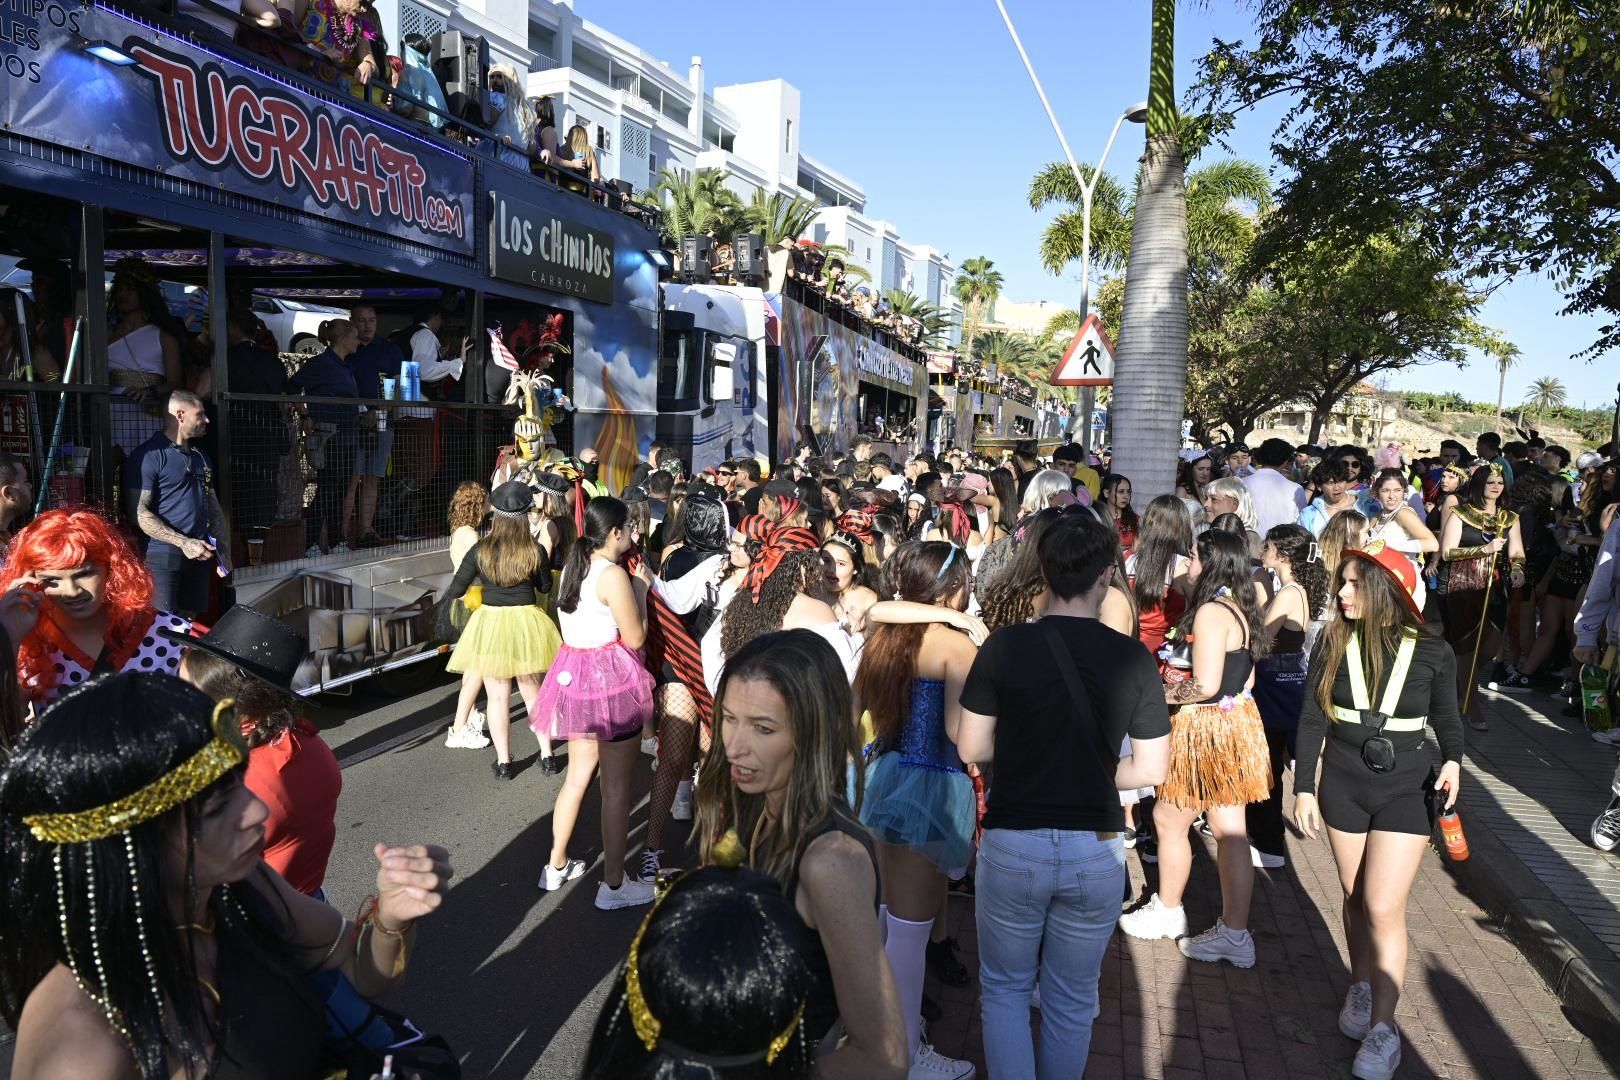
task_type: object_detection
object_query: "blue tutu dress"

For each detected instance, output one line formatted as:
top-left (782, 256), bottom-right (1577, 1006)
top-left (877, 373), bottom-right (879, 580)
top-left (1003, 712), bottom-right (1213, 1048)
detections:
top-left (859, 678), bottom-right (977, 872)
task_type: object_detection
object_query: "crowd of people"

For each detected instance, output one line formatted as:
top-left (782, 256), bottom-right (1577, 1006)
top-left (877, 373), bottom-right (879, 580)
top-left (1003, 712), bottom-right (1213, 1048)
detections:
top-left (1, 416), bottom-right (1618, 1079)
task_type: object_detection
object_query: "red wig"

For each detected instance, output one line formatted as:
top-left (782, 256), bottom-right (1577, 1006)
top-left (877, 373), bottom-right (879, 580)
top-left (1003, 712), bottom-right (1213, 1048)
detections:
top-left (0, 509), bottom-right (155, 701)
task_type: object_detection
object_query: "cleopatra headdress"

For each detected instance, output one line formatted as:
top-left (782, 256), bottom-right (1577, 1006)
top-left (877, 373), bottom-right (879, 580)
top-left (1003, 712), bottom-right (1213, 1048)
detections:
top-left (26, 700), bottom-right (244, 1049)
top-left (25, 699), bottom-right (245, 843)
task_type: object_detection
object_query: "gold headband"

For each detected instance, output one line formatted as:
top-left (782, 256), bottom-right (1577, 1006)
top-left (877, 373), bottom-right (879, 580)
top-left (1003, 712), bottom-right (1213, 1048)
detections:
top-left (625, 867), bottom-right (804, 1065)
top-left (24, 701), bottom-right (244, 844)
top-left (1443, 464), bottom-right (1470, 481)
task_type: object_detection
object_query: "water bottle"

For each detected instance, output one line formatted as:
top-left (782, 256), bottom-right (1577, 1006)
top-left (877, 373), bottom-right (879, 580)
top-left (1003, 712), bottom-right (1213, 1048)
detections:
top-left (1582, 663), bottom-right (1612, 732)
top-left (401, 360), bottom-right (420, 401)
top-left (1438, 809), bottom-right (1470, 861)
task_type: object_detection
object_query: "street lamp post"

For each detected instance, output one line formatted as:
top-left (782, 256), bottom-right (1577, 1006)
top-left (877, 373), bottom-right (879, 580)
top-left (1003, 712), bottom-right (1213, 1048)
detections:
top-left (993, 1), bottom-right (1145, 452)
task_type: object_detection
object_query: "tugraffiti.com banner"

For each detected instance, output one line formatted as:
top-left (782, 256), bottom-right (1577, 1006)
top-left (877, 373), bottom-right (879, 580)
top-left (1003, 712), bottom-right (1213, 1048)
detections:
top-left (1, 4), bottom-right (475, 254)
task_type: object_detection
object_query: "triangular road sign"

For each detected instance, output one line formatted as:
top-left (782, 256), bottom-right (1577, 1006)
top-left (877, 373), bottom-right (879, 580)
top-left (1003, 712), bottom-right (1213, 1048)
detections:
top-left (1050, 314), bottom-right (1116, 386)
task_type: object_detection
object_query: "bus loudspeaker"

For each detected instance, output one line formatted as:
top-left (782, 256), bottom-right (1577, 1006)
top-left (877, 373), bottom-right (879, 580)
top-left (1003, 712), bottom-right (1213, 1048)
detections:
top-left (433, 30), bottom-right (491, 128)
top-left (681, 235), bottom-right (713, 283)
top-left (733, 232), bottom-right (766, 285)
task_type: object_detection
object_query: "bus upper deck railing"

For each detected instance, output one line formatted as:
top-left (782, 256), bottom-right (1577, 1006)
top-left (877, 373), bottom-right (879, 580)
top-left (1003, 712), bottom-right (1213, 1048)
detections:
top-left (80, 0), bottom-right (662, 237)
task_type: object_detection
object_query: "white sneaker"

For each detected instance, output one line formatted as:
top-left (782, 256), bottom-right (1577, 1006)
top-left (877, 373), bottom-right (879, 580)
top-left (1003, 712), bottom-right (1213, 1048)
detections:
top-left (1352, 1021), bottom-right (1401, 1080)
top-left (1118, 893), bottom-right (1188, 941)
top-left (1251, 847), bottom-right (1286, 869)
top-left (1592, 728), bottom-right (1620, 746)
top-left (641, 734), bottom-right (659, 758)
top-left (595, 876), bottom-right (656, 910)
top-left (538, 858), bottom-right (586, 892)
top-left (331, 541), bottom-right (351, 554)
top-left (909, 1042), bottom-right (974, 1079)
top-left (444, 724), bottom-right (490, 749)
top-left (671, 779), bottom-right (694, 821)
top-left (304, 544), bottom-right (323, 558)
top-left (1177, 918), bottom-right (1256, 967)
top-left (468, 706), bottom-right (486, 735)
top-left (1339, 980), bottom-right (1373, 1040)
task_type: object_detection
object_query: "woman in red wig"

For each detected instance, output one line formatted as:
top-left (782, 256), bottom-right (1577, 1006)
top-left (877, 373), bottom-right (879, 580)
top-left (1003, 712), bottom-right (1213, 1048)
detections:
top-left (0, 508), bottom-right (192, 707)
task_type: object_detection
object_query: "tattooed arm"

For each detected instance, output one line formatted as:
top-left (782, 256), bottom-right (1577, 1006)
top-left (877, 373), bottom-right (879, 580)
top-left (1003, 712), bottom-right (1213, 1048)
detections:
top-left (1164, 601), bottom-right (1240, 706)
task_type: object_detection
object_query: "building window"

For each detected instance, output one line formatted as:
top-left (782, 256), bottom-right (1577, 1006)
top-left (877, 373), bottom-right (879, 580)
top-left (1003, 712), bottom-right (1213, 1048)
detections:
top-left (649, 153), bottom-right (657, 175)
top-left (785, 119), bottom-right (792, 153)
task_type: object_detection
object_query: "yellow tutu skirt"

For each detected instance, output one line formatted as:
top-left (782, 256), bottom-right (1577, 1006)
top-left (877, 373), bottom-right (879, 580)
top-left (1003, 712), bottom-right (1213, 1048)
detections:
top-left (447, 603), bottom-right (561, 679)
top-left (1158, 693), bottom-right (1271, 811)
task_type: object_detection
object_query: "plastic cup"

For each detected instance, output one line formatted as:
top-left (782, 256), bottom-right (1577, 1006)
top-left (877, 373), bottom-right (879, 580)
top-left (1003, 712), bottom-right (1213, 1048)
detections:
top-left (247, 538), bottom-right (265, 566)
top-left (381, 377), bottom-right (397, 400)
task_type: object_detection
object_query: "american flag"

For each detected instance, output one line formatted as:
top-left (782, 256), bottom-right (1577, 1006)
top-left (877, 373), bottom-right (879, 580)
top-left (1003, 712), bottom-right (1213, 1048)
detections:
top-left (488, 327), bottom-right (519, 372)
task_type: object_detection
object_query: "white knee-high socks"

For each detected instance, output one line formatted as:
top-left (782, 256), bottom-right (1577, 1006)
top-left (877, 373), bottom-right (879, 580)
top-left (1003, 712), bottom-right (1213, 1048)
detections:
top-left (884, 911), bottom-right (933, 1059)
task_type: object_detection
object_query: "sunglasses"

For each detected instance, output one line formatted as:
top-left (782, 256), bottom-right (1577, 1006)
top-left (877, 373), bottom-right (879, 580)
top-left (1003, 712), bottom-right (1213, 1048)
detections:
top-left (718, 469), bottom-right (736, 477)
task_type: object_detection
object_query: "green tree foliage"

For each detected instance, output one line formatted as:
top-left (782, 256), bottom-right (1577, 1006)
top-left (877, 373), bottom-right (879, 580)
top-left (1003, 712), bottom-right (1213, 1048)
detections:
top-left (953, 257), bottom-right (1004, 357)
top-left (745, 190), bottom-right (821, 247)
top-left (1195, 1), bottom-right (1620, 358)
top-left (1028, 156), bottom-right (1271, 277)
top-left (1526, 376), bottom-right (1569, 421)
top-left (649, 167), bottom-right (748, 244)
top-left (885, 291), bottom-right (951, 347)
top-left (1256, 231), bottom-right (1479, 443)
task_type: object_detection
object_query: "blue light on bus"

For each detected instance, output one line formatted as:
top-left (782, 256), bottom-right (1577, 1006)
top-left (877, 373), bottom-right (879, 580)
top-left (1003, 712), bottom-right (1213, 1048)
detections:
top-left (82, 40), bottom-right (138, 66)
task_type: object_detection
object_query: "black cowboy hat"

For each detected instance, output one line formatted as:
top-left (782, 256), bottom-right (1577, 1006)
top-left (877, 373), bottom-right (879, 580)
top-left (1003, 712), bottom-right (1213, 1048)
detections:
top-left (160, 606), bottom-right (306, 692)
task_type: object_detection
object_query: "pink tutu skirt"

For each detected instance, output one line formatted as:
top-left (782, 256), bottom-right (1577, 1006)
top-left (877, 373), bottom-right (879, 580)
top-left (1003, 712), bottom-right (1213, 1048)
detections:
top-left (531, 638), bottom-right (654, 742)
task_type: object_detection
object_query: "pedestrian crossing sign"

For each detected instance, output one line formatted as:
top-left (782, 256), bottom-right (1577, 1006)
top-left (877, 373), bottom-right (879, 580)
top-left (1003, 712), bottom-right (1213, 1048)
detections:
top-left (1050, 314), bottom-right (1116, 386)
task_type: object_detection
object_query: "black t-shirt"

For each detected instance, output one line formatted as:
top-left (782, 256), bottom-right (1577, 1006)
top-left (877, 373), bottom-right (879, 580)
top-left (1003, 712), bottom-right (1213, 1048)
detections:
top-left (960, 616), bottom-right (1170, 831)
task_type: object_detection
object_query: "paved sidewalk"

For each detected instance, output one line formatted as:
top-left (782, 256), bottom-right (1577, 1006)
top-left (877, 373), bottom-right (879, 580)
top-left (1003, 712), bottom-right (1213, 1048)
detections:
top-left (1451, 684), bottom-right (1620, 1030)
top-left (924, 760), bottom-right (1617, 1077)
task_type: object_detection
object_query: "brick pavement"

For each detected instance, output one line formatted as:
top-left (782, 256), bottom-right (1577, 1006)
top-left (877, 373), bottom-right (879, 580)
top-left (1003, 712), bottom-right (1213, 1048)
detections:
top-left (1459, 686), bottom-right (1620, 958)
top-left (923, 763), bottom-right (1616, 1078)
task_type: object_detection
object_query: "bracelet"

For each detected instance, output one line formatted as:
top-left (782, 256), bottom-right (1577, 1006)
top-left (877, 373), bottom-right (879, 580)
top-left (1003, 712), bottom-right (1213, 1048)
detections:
top-left (1509, 557), bottom-right (1526, 574)
top-left (356, 895), bottom-right (411, 979)
top-left (315, 916), bottom-right (353, 971)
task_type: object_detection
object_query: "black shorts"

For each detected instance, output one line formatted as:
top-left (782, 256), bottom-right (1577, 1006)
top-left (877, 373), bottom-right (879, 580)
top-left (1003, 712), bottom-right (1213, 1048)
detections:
top-left (1317, 741), bottom-right (1437, 836)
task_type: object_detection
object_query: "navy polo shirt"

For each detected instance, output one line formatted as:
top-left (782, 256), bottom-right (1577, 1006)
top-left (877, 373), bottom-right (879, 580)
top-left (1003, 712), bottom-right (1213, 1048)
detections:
top-left (288, 348), bottom-right (360, 429)
top-left (351, 337), bottom-right (405, 401)
top-left (123, 431), bottom-right (213, 540)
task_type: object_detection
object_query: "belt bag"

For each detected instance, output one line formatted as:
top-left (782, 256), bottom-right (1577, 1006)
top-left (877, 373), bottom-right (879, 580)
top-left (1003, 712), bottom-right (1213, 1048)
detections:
top-left (1343, 630), bottom-right (1419, 773)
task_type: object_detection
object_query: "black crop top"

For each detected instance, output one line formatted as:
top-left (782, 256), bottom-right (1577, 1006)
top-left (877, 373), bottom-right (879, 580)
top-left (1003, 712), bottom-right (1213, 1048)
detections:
top-left (446, 540), bottom-right (551, 606)
top-left (1196, 600), bottom-right (1254, 703)
top-left (784, 805), bottom-right (878, 1047)
top-left (1294, 633), bottom-right (1464, 795)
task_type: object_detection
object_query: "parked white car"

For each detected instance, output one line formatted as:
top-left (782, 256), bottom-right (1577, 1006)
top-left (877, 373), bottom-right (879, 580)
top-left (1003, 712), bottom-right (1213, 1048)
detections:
top-left (251, 296), bottom-right (350, 354)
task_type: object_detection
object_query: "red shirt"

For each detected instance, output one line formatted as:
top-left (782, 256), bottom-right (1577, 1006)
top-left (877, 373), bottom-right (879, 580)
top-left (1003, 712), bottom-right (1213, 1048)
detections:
top-left (245, 719), bottom-right (342, 896)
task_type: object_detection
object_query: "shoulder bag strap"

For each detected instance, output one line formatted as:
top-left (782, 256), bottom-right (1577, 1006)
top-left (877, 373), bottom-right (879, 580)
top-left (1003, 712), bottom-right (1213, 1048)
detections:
top-left (1040, 620), bottom-right (1113, 762)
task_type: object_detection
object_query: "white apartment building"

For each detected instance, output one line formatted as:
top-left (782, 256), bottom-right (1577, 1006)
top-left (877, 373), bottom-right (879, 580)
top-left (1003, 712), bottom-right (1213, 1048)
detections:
top-left (368, 0), bottom-right (962, 333)
top-left (986, 298), bottom-right (1072, 338)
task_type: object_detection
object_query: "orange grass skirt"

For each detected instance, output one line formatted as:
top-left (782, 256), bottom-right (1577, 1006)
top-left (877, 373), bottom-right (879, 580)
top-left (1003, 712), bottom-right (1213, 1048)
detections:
top-left (1157, 693), bottom-right (1271, 811)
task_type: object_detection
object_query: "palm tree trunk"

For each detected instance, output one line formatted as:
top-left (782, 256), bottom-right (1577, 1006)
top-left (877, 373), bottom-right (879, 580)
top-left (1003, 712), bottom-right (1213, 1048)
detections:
top-left (1110, 0), bottom-right (1187, 504)
top-left (1496, 363), bottom-right (1506, 421)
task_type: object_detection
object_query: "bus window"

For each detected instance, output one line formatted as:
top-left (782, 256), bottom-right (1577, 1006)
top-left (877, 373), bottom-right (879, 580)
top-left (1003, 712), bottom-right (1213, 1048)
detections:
top-left (707, 339), bottom-right (736, 404)
top-left (659, 325), bottom-right (700, 407)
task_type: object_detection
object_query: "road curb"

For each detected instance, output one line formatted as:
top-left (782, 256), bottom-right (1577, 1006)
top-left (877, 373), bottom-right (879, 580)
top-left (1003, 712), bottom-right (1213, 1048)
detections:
top-left (1439, 808), bottom-right (1620, 1057)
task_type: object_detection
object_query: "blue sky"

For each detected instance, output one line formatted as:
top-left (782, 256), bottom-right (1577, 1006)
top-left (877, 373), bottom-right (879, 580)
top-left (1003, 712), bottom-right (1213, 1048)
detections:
top-left (594, 0), bottom-right (1614, 411)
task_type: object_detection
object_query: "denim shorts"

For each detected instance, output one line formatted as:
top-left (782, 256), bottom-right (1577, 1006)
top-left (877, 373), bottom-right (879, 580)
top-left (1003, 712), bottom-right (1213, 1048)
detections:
top-left (354, 427), bottom-right (394, 477)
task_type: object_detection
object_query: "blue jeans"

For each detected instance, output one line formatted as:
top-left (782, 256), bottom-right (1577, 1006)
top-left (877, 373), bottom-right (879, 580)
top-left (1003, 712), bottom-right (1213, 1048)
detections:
top-left (146, 540), bottom-right (211, 615)
top-left (977, 827), bottom-right (1124, 1079)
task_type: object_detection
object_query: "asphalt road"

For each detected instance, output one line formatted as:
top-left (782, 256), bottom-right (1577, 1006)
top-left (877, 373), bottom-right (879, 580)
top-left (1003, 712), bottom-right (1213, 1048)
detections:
top-left (314, 662), bottom-right (684, 1079)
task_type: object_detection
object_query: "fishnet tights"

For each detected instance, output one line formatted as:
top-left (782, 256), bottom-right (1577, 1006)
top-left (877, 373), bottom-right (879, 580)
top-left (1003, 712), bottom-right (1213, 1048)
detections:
top-left (646, 683), bottom-right (709, 851)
